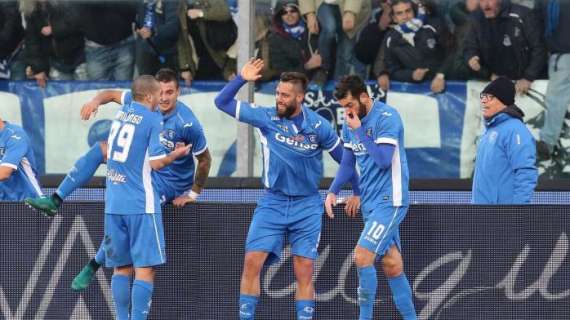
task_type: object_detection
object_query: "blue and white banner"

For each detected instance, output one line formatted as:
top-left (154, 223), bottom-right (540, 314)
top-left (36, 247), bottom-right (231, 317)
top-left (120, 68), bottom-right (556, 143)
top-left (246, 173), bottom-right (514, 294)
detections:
top-left (2, 79), bottom-right (564, 178)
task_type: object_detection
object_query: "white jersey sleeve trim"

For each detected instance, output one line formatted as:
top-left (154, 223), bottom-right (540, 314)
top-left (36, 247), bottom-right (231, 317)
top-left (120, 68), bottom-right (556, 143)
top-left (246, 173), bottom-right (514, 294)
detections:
top-left (375, 137), bottom-right (398, 146)
top-left (0, 162), bottom-right (18, 170)
top-left (192, 145), bottom-right (208, 156)
top-left (326, 137), bottom-right (341, 152)
top-left (21, 158), bottom-right (43, 196)
top-left (120, 90), bottom-right (128, 105)
top-left (235, 101), bottom-right (241, 120)
top-left (149, 154), bottom-right (166, 161)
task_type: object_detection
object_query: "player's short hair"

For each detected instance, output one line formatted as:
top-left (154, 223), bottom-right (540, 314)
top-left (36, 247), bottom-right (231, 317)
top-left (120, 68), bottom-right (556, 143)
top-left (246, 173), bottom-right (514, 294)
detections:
top-left (334, 75), bottom-right (368, 100)
top-left (131, 75), bottom-right (160, 102)
top-left (155, 68), bottom-right (179, 89)
top-left (279, 72), bottom-right (308, 93)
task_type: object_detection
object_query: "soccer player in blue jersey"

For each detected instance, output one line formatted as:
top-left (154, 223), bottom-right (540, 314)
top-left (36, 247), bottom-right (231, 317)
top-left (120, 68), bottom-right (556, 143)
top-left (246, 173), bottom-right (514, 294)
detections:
top-left (0, 117), bottom-right (43, 200)
top-left (325, 75), bottom-right (417, 320)
top-left (215, 58), bottom-right (360, 320)
top-left (101, 75), bottom-right (190, 320)
top-left (25, 69), bottom-right (211, 291)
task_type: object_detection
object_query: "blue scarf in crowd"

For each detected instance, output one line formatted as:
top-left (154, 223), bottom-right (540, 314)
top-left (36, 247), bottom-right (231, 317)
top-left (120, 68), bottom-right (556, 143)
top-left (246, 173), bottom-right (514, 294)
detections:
top-left (283, 20), bottom-right (306, 40)
top-left (393, 1), bottom-right (426, 46)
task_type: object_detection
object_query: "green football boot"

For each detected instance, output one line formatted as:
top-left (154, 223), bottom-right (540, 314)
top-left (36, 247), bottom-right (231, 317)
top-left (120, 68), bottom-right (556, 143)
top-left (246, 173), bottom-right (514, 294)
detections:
top-left (24, 195), bottom-right (59, 217)
top-left (71, 260), bottom-right (100, 291)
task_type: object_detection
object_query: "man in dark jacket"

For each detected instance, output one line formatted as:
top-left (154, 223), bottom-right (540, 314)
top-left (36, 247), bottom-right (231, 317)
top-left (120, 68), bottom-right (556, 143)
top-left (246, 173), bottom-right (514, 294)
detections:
top-left (472, 77), bottom-right (537, 204)
top-left (382, 0), bottom-right (448, 93)
top-left (23, 0), bottom-right (86, 87)
top-left (136, 0), bottom-right (180, 76)
top-left (463, 0), bottom-right (547, 95)
top-left (267, 0), bottom-right (322, 81)
top-left (73, 1), bottom-right (137, 80)
top-left (0, 1), bottom-right (25, 80)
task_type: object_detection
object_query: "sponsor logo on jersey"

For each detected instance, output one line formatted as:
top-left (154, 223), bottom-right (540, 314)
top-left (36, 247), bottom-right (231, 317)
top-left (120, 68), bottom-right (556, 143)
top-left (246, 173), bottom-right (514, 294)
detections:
top-left (275, 133), bottom-right (318, 150)
top-left (106, 169), bottom-right (127, 184)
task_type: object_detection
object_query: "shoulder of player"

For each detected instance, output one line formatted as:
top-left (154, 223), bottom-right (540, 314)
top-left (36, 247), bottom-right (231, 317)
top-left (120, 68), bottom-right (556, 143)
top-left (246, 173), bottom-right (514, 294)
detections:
top-left (303, 107), bottom-right (331, 129)
top-left (5, 124), bottom-right (30, 142)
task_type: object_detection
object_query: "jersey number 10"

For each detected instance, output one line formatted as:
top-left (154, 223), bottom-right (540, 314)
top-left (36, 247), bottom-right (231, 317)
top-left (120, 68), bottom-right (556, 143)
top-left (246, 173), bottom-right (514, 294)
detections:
top-left (108, 121), bottom-right (135, 163)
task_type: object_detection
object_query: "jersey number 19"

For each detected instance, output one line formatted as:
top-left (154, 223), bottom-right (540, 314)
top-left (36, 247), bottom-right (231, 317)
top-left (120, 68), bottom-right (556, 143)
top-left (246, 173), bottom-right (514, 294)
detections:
top-left (108, 121), bottom-right (135, 163)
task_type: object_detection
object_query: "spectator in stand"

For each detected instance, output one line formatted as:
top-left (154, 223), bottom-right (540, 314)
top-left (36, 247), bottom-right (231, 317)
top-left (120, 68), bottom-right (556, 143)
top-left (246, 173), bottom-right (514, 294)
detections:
top-left (21, 0), bottom-right (87, 87)
top-left (299, 0), bottom-right (372, 86)
top-left (267, 0), bottom-right (322, 81)
top-left (463, 0), bottom-right (546, 95)
top-left (135, 0), bottom-right (180, 76)
top-left (177, 0), bottom-right (237, 86)
top-left (381, 0), bottom-right (448, 93)
top-left (436, 0), bottom-right (481, 82)
top-left (534, 0), bottom-right (570, 160)
top-left (0, 1), bottom-right (26, 80)
top-left (73, 1), bottom-right (137, 80)
top-left (355, 0), bottom-right (393, 91)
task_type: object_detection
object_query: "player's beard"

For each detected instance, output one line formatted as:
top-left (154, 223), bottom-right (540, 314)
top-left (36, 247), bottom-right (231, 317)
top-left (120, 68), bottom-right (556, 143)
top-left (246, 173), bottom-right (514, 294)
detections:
top-left (276, 101), bottom-right (297, 118)
top-left (357, 100), bottom-right (367, 119)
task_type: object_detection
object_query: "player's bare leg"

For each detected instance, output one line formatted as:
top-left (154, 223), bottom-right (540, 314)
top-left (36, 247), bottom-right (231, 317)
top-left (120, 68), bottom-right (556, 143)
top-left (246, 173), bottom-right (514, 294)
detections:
top-left (293, 256), bottom-right (316, 319)
top-left (239, 251), bottom-right (268, 319)
top-left (382, 245), bottom-right (416, 320)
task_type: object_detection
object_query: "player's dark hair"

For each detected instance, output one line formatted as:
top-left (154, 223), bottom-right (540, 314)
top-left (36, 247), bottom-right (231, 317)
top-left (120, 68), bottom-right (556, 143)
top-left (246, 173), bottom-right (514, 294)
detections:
top-left (333, 75), bottom-right (368, 100)
top-left (131, 75), bottom-right (159, 102)
top-left (155, 68), bottom-right (179, 89)
top-left (279, 72), bottom-right (308, 93)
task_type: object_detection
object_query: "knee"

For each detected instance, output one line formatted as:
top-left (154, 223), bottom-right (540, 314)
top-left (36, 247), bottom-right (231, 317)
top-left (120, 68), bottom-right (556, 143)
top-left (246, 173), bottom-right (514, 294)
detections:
top-left (293, 257), bottom-right (314, 283)
top-left (242, 254), bottom-right (265, 277)
top-left (382, 256), bottom-right (403, 278)
top-left (354, 247), bottom-right (375, 268)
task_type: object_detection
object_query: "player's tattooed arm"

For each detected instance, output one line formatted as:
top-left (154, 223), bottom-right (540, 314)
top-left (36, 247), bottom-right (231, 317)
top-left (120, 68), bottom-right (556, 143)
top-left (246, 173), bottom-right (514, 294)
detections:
top-left (192, 149), bottom-right (211, 194)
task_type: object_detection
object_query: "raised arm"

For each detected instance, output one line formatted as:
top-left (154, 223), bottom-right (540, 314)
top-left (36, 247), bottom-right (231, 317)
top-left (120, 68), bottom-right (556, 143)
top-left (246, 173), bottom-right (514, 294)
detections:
top-left (214, 58), bottom-right (264, 117)
top-left (80, 90), bottom-right (125, 120)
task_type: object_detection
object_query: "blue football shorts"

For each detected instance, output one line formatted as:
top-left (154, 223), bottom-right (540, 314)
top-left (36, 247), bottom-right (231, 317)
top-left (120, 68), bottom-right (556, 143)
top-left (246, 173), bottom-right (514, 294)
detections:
top-left (358, 202), bottom-right (408, 256)
top-left (245, 192), bottom-right (323, 265)
top-left (104, 213), bottom-right (166, 268)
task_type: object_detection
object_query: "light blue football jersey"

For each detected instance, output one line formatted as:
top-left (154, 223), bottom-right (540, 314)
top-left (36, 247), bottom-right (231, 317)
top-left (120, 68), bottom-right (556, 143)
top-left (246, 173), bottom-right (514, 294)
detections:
top-left (341, 101), bottom-right (409, 211)
top-left (0, 122), bottom-right (43, 200)
top-left (236, 101), bottom-right (340, 196)
top-left (122, 91), bottom-right (207, 197)
top-left (155, 101), bottom-right (207, 195)
top-left (105, 100), bottom-right (166, 214)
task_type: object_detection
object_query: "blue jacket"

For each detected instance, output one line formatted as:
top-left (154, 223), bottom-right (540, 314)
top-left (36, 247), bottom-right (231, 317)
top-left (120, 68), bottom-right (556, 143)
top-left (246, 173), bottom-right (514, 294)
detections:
top-left (472, 106), bottom-right (538, 204)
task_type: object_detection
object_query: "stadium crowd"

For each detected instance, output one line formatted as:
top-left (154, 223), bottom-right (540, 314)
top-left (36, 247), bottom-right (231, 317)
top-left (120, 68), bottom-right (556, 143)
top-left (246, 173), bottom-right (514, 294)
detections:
top-left (0, 0), bottom-right (568, 159)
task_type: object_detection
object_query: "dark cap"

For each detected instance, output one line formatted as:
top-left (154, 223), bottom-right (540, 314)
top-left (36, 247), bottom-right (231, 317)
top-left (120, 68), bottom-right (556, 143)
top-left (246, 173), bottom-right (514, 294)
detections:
top-left (481, 77), bottom-right (515, 106)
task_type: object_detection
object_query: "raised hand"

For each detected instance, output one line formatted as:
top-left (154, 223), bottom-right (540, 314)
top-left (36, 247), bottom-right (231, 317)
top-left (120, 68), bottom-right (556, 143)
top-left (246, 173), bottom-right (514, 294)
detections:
top-left (240, 58), bottom-right (264, 81)
top-left (80, 99), bottom-right (100, 120)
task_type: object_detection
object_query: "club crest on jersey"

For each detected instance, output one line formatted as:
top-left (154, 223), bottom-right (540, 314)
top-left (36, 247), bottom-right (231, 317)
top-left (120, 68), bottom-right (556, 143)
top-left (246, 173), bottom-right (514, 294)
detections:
top-left (292, 135), bottom-right (305, 142)
top-left (366, 128), bottom-right (373, 137)
top-left (308, 134), bottom-right (318, 143)
top-left (277, 124), bottom-right (289, 132)
top-left (0, 147), bottom-right (4, 157)
top-left (159, 131), bottom-right (175, 150)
